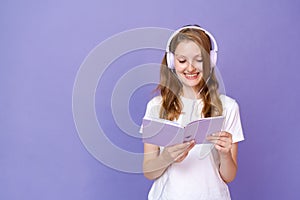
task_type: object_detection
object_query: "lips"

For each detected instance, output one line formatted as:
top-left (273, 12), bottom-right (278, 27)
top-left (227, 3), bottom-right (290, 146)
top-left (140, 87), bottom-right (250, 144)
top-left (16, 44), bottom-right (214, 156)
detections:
top-left (184, 72), bottom-right (200, 80)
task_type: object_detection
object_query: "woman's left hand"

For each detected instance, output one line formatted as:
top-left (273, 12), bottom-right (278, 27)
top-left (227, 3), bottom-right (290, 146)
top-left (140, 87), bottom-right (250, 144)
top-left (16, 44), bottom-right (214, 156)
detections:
top-left (206, 131), bottom-right (233, 157)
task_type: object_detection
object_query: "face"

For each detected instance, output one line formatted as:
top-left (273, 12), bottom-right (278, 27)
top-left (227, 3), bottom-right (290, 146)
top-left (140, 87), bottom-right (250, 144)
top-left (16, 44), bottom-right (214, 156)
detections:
top-left (174, 40), bottom-right (203, 91)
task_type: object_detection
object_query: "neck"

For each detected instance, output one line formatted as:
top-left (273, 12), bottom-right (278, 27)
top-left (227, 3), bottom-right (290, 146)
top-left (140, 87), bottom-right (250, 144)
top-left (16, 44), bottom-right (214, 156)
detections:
top-left (182, 86), bottom-right (200, 100)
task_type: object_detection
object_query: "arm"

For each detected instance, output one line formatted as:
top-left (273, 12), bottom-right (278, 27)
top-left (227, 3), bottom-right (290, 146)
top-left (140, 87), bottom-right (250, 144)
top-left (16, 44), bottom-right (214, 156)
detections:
top-left (143, 143), bottom-right (168, 180)
top-left (219, 142), bottom-right (238, 183)
top-left (143, 141), bottom-right (195, 180)
top-left (209, 99), bottom-right (243, 183)
top-left (206, 132), bottom-right (238, 183)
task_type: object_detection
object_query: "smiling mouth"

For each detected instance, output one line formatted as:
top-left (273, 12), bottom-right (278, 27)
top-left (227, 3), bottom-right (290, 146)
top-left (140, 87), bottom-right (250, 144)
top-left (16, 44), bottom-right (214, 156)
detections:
top-left (184, 72), bottom-right (200, 80)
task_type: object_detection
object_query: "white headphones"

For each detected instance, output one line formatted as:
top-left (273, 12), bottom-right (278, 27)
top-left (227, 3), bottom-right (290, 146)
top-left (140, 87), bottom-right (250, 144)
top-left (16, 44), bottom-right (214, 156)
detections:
top-left (165, 25), bottom-right (218, 69)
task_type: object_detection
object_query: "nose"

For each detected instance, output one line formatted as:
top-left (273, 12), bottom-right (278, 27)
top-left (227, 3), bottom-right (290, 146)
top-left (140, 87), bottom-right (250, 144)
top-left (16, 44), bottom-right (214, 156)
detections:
top-left (186, 60), bottom-right (196, 72)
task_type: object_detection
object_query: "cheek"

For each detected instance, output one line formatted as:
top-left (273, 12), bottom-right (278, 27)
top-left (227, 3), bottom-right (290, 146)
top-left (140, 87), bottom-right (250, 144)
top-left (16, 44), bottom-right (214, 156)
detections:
top-left (174, 66), bottom-right (184, 73)
top-left (193, 62), bottom-right (203, 71)
top-left (174, 62), bottom-right (187, 72)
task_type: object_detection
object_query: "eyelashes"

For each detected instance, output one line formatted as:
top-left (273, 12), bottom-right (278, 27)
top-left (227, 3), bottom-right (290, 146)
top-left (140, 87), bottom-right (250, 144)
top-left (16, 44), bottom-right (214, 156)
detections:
top-left (178, 59), bottom-right (203, 64)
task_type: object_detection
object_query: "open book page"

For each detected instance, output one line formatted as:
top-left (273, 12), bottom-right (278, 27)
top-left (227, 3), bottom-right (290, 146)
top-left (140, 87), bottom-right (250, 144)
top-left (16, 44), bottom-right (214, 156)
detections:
top-left (143, 117), bottom-right (182, 127)
top-left (183, 116), bottom-right (225, 144)
top-left (142, 116), bottom-right (225, 147)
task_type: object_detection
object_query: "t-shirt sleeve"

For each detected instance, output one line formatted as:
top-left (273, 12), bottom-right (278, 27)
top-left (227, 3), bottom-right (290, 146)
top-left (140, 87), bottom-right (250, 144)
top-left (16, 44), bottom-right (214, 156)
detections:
top-left (222, 100), bottom-right (245, 143)
top-left (139, 96), bottom-right (162, 134)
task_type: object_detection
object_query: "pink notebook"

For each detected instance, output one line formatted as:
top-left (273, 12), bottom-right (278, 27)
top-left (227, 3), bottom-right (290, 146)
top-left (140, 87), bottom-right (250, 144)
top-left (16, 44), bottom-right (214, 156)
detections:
top-left (142, 116), bottom-right (225, 146)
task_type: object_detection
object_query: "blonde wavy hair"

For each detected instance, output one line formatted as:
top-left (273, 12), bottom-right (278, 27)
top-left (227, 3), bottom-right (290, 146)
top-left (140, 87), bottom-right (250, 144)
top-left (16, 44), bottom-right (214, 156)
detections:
top-left (157, 27), bottom-right (223, 120)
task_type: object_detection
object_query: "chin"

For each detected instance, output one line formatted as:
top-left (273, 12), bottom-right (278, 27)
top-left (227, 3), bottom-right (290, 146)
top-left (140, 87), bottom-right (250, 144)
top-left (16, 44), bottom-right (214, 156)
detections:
top-left (182, 81), bottom-right (201, 88)
top-left (181, 78), bottom-right (201, 87)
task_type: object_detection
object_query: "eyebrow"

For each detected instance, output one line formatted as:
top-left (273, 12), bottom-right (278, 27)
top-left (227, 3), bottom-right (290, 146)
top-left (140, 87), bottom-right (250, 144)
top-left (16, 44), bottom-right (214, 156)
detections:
top-left (174, 54), bottom-right (202, 58)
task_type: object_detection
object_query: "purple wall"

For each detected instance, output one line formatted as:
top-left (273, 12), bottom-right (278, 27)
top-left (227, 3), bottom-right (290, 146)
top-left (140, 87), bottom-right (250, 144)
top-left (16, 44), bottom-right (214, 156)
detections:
top-left (1, 0), bottom-right (300, 199)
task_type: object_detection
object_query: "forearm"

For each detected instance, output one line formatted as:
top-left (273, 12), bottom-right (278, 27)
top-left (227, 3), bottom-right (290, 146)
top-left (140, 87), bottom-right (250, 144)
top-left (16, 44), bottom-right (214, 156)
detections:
top-left (143, 141), bottom-right (195, 180)
top-left (206, 132), bottom-right (238, 183)
top-left (219, 154), bottom-right (237, 183)
top-left (143, 154), bottom-right (171, 180)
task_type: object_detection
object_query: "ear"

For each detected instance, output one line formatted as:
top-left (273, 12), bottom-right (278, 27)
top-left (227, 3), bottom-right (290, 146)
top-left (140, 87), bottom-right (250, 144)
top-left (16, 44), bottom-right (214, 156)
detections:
top-left (210, 50), bottom-right (217, 67)
top-left (166, 52), bottom-right (175, 69)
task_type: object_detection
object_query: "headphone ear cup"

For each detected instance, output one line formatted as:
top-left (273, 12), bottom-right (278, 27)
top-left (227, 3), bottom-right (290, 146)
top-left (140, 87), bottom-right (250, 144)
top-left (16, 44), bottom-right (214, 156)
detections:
top-left (167, 52), bottom-right (175, 69)
top-left (210, 50), bottom-right (217, 67)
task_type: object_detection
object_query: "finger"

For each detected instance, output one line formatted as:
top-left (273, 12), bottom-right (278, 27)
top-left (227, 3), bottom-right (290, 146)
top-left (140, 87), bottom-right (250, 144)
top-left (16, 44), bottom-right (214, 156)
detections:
top-left (209, 131), bottom-right (232, 137)
top-left (206, 136), bottom-right (222, 143)
top-left (174, 141), bottom-right (196, 163)
top-left (175, 151), bottom-right (189, 163)
top-left (218, 132), bottom-right (232, 138)
top-left (187, 141), bottom-right (196, 150)
top-left (174, 141), bottom-right (194, 150)
top-left (207, 138), bottom-right (230, 148)
top-left (207, 133), bottom-right (232, 142)
top-left (207, 137), bottom-right (232, 144)
top-left (214, 138), bottom-right (232, 150)
top-left (186, 139), bottom-right (195, 147)
top-left (183, 142), bottom-right (195, 153)
top-left (214, 143), bottom-right (232, 154)
top-left (214, 144), bottom-right (224, 152)
top-left (173, 142), bottom-right (195, 159)
top-left (175, 144), bottom-right (194, 162)
top-left (174, 141), bottom-right (195, 152)
top-left (165, 142), bottom-right (191, 156)
top-left (206, 133), bottom-right (222, 140)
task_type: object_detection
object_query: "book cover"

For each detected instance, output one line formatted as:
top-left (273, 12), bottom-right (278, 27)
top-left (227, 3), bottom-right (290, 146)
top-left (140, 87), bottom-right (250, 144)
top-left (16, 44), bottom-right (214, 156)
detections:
top-left (142, 116), bottom-right (225, 147)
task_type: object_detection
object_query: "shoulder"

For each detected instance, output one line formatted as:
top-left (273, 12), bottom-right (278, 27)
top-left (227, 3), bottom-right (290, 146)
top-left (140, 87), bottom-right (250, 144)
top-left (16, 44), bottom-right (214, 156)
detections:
top-left (219, 94), bottom-right (240, 111)
top-left (146, 96), bottom-right (163, 108)
top-left (219, 95), bottom-right (244, 142)
top-left (144, 96), bottom-right (162, 119)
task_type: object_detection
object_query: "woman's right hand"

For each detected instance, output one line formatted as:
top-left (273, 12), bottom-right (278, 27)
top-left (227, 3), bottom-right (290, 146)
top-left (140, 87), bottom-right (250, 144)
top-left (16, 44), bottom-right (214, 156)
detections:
top-left (161, 140), bottom-right (195, 164)
top-left (143, 140), bottom-right (195, 180)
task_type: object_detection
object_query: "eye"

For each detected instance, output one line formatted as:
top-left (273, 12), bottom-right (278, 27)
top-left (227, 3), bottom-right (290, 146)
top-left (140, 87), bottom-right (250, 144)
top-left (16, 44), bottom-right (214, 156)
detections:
top-left (195, 57), bottom-right (203, 62)
top-left (178, 59), bottom-right (186, 64)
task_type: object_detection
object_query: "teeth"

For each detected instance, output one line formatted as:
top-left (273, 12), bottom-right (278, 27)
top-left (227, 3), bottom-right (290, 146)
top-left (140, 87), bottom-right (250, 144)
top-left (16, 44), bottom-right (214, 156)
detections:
top-left (185, 73), bottom-right (198, 77)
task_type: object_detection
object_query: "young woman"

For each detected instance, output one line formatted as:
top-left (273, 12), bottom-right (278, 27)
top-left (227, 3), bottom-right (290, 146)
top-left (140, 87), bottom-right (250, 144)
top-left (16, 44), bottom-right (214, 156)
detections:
top-left (142, 25), bottom-right (244, 199)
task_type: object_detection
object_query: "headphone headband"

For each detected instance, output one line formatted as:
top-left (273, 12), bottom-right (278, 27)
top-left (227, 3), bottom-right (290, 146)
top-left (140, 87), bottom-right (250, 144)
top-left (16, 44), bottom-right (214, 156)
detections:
top-left (165, 25), bottom-right (218, 69)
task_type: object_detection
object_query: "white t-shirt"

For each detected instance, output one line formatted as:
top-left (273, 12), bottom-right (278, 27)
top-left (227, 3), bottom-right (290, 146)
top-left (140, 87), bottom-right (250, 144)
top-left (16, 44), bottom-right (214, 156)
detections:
top-left (142, 95), bottom-right (244, 200)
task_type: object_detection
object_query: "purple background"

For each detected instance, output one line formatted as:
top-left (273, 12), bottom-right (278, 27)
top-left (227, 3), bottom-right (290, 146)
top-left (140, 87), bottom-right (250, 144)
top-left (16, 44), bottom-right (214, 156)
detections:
top-left (1, 0), bottom-right (300, 199)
